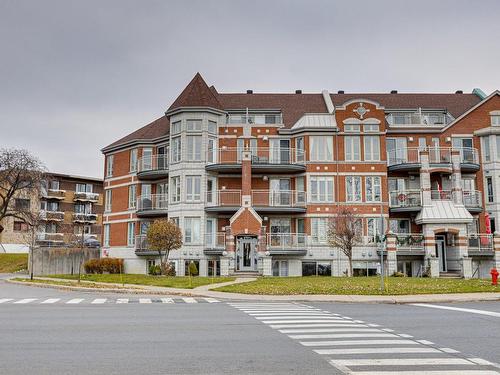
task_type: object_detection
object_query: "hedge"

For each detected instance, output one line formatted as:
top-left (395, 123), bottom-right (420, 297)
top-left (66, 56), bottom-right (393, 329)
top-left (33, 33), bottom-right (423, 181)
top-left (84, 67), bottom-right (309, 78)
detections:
top-left (84, 258), bottom-right (124, 274)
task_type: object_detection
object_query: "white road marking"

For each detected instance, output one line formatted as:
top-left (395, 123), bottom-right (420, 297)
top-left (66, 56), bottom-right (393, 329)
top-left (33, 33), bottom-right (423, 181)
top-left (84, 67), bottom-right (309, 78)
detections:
top-left (256, 315), bottom-right (341, 320)
top-left (160, 298), bottom-right (174, 304)
top-left (300, 339), bottom-right (418, 347)
top-left (412, 303), bottom-right (500, 318)
top-left (269, 322), bottom-right (358, 328)
top-left (66, 298), bottom-right (84, 304)
top-left (398, 333), bottom-right (414, 338)
top-left (41, 298), bottom-right (60, 304)
top-left (330, 357), bottom-right (474, 366)
top-left (315, 347), bottom-right (441, 355)
top-left (116, 299), bottom-right (129, 304)
top-left (468, 358), bottom-right (500, 367)
top-left (279, 328), bottom-right (379, 334)
top-left (203, 298), bottom-right (220, 303)
top-left (139, 298), bottom-right (152, 304)
top-left (14, 298), bottom-right (37, 304)
top-left (262, 319), bottom-right (351, 324)
top-left (0, 298), bottom-right (13, 303)
top-left (367, 323), bottom-right (380, 327)
top-left (182, 298), bottom-right (197, 304)
top-left (440, 348), bottom-right (460, 353)
top-left (289, 333), bottom-right (396, 340)
top-left (249, 312), bottom-right (329, 316)
top-left (346, 372), bottom-right (500, 375)
top-left (417, 339), bottom-right (435, 345)
top-left (91, 299), bottom-right (107, 304)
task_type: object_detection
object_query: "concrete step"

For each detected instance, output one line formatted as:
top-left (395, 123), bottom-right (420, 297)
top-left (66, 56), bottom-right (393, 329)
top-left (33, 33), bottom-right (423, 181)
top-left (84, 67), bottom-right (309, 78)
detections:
top-left (232, 271), bottom-right (260, 278)
top-left (439, 272), bottom-right (462, 278)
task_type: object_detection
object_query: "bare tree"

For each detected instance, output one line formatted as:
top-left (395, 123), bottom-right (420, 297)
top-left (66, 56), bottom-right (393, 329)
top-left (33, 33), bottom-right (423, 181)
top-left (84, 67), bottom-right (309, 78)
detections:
top-left (0, 149), bottom-right (45, 235)
top-left (146, 219), bottom-right (183, 275)
top-left (327, 207), bottom-right (362, 277)
top-left (20, 209), bottom-right (46, 280)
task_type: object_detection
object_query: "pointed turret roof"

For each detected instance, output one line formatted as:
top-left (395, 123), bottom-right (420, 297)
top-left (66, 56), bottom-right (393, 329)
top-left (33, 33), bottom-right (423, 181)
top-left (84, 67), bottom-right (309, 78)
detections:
top-left (167, 73), bottom-right (223, 113)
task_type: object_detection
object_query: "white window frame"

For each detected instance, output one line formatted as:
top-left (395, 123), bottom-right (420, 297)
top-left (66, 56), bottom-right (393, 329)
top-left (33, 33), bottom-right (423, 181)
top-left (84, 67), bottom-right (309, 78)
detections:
top-left (106, 155), bottom-right (114, 177)
top-left (128, 185), bottom-right (137, 209)
top-left (364, 136), bottom-right (380, 161)
top-left (186, 119), bottom-right (202, 132)
top-left (186, 135), bottom-right (202, 161)
top-left (185, 175), bottom-right (201, 202)
top-left (309, 136), bottom-right (333, 162)
top-left (105, 190), bottom-right (112, 212)
top-left (171, 176), bottom-right (181, 203)
top-left (130, 148), bottom-right (138, 172)
top-left (346, 176), bottom-right (362, 202)
top-left (184, 217), bottom-right (201, 244)
top-left (171, 137), bottom-right (182, 163)
top-left (491, 115), bottom-right (500, 126)
top-left (365, 176), bottom-right (381, 202)
top-left (103, 224), bottom-right (110, 246)
top-left (310, 217), bottom-right (328, 244)
top-left (367, 217), bottom-right (383, 243)
top-left (482, 136), bottom-right (491, 162)
top-left (127, 222), bottom-right (135, 247)
top-left (208, 120), bottom-right (217, 134)
top-left (171, 120), bottom-right (181, 134)
top-left (345, 136), bottom-right (361, 161)
top-left (309, 176), bottom-right (334, 203)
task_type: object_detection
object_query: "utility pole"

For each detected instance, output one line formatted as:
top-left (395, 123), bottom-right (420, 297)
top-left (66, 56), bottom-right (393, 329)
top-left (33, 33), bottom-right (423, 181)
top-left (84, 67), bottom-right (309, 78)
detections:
top-left (379, 200), bottom-right (385, 292)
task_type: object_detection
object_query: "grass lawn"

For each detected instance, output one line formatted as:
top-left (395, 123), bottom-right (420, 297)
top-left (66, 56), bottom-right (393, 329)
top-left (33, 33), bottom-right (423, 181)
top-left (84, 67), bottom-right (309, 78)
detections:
top-left (12, 278), bottom-right (140, 289)
top-left (0, 254), bottom-right (28, 273)
top-left (46, 274), bottom-right (235, 289)
top-left (214, 276), bottom-right (500, 295)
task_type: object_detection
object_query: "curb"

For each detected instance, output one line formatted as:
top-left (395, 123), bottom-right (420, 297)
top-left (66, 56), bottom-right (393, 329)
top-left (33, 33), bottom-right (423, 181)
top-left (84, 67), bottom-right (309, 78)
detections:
top-left (6, 278), bottom-right (500, 303)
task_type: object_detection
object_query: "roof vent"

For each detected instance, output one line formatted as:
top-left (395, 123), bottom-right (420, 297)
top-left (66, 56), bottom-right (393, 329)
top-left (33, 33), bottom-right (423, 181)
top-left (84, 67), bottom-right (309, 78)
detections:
top-left (246, 89), bottom-right (253, 94)
top-left (455, 90), bottom-right (463, 94)
top-left (337, 90), bottom-right (344, 94)
top-left (295, 89), bottom-right (302, 94)
top-left (390, 90), bottom-right (398, 94)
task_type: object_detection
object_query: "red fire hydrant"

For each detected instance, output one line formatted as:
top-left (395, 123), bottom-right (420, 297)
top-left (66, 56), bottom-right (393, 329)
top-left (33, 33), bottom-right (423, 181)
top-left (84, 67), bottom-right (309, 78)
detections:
top-left (491, 268), bottom-right (499, 286)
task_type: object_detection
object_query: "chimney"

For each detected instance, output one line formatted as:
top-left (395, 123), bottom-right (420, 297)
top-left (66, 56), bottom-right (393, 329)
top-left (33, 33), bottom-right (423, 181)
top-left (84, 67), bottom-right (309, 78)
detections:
top-left (337, 90), bottom-right (344, 94)
top-left (246, 90), bottom-right (253, 94)
top-left (455, 90), bottom-right (463, 94)
top-left (390, 90), bottom-right (398, 94)
top-left (295, 89), bottom-right (302, 94)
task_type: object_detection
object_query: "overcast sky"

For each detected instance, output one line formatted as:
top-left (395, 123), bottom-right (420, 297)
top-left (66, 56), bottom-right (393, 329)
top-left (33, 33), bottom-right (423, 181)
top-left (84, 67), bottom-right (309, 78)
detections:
top-left (1, 0), bottom-right (499, 178)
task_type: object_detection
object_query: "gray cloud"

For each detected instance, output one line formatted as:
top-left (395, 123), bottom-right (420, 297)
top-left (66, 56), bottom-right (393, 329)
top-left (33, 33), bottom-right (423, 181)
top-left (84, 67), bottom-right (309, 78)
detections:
top-left (1, 0), bottom-right (499, 177)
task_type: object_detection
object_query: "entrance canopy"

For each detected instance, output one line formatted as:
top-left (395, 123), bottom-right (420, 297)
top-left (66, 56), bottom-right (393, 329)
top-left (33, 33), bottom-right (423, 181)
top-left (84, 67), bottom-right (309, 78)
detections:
top-left (415, 200), bottom-right (472, 225)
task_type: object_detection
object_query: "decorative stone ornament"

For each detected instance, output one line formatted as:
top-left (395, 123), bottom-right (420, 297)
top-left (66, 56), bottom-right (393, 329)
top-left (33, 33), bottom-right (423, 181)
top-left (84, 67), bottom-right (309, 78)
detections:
top-left (353, 102), bottom-right (370, 119)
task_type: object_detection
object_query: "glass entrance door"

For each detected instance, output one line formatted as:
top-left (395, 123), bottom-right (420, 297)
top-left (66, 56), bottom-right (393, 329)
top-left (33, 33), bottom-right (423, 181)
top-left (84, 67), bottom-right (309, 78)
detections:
top-left (435, 235), bottom-right (447, 272)
top-left (237, 236), bottom-right (257, 271)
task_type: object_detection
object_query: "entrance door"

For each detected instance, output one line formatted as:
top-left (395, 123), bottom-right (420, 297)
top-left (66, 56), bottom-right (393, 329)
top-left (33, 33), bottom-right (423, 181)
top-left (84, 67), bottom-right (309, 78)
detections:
top-left (270, 178), bottom-right (291, 206)
top-left (435, 235), bottom-right (447, 272)
top-left (157, 146), bottom-right (167, 170)
top-left (237, 236), bottom-right (257, 271)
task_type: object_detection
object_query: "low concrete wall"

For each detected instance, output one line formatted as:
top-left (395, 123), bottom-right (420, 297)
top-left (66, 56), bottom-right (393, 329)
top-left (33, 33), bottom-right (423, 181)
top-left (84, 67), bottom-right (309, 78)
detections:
top-left (29, 247), bottom-right (100, 276)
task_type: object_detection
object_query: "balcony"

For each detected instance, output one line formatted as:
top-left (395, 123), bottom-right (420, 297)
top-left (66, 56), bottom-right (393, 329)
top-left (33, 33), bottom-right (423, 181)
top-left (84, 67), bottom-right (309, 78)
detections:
top-left (136, 194), bottom-right (168, 217)
top-left (205, 190), bottom-right (241, 212)
top-left (135, 234), bottom-right (156, 256)
top-left (36, 232), bottom-right (64, 243)
top-left (387, 147), bottom-right (479, 172)
top-left (395, 233), bottom-right (425, 256)
top-left (431, 190), bottom-right (452, 201)
top-left (389, 190), bottom-right (422, 212)
top-left (226, 113), bottom-right (283, 125)
top-left (40, 210), bottom-right (65, 221)
top-left (386, 112), bottom-right (453, 127)
top-left (252, 190), bottom-right (306, 213)
top-left (137, 154), bottom-right (169, 180)
top-left (74, 191), bottom-right (99, 202)
top-left (41, 189), bottom-right (66, 200)
top-left (468, 234), bottom-right (494, 256)
top-left (206, 147), bottom-right (306, 173)
top-left (267, 233), bottom-right (307, 255)
top-left (73, 213), bottom-right (98, 224)
top-left (463, 190), bottom-right (482, 213)
top-left (204, 233), bottom-right (226, 255)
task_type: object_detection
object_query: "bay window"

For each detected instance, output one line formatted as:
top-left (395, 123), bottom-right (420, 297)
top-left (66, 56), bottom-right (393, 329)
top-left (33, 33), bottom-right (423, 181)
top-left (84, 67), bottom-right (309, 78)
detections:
top-left (186, 136), bottom-right (202, 161)
top-left (186, 175), bottom-right (201, 201)
top-left (184, 217), bottom-right (201, 244)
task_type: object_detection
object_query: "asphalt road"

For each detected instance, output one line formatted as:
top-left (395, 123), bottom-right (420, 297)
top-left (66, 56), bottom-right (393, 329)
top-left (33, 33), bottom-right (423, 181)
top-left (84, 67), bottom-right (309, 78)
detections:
top-left (1, 277), bottom-right (500, 374)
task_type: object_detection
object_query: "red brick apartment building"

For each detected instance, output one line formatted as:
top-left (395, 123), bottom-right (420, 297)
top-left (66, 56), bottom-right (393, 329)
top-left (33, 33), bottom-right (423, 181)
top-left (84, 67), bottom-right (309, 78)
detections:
top-left (101, 73), bottom-right (500, 277)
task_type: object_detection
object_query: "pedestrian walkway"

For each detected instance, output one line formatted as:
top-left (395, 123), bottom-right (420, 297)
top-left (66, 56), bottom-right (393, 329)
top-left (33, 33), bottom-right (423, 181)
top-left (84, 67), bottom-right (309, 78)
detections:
top-left (0, 297), bottom-right (220, 305)
top-left (229, 302), bottom-right (500, 375)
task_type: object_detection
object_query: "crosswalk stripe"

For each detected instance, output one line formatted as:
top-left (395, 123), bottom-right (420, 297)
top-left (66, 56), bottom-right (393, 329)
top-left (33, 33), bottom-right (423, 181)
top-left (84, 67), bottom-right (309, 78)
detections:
top-left (0, 298), bottom-right (13, 303)
top-left (256, 316), bottom-right (341, 320)
top-left (263, 319), bottom-right (351, 324)
top-left (411, 303), bottom-right (500, 318)
top-left (203, 298), bottom-right (220, 303)
top-left (279, 328), bottom-right (380, 334)
top-left (468, 358), bottom-right (497, 366)
top-left (41, 298), bottom-right (60, 304)
top-left (242, 310), bottom-right (321, 313)
top-left (440, 348), bottom-right (460, 354)
top-left (300, 339), bottom-right (418, 347)
top-left (139, 298), bottom-right (152, 304)
top-left (250, 312), bottom-right (333, 316)
top-left (346, 372), bottom-right (500, 375)
top-left (91, 299), bottom-right (107, 304)
top-left (289, 333), bottom-right (396, 340)
top-left (14, 298), bottom-right (37, 304)
top-left (182, 298), bottom-right (197, 304)
top-left (66, 298), bottom-right (84, 304)
top-left (116, 299), bottom-right (129, 304)
top-left (330, 358), bottom-right (475, 366)
top-left (270, 323), bottom-right (360, 329)
top-left (161, 298), bottom-right (174, 304)
top-left (315, 347), bottom-right (441, 355)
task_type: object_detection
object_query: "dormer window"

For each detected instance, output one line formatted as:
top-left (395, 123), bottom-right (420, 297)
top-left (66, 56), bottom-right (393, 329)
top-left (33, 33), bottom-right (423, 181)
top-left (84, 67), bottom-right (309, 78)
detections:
top-left (344, 124), bottom-right (360, 132)
top-left (386, 110), bottom-right (452, 126)
top-left (490, 111), bottom-right (500, 126)
top-left (227, 112), bottom-right (282, 125)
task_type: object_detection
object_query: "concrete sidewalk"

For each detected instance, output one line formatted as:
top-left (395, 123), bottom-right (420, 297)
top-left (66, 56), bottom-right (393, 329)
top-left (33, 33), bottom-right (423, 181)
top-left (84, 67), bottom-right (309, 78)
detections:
top-left (5, 275), bottom-right (500, 303)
